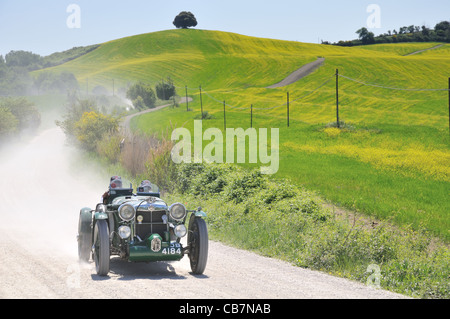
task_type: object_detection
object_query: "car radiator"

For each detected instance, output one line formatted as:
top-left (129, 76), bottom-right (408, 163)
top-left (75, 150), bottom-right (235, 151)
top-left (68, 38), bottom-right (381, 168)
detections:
top-left (135, 210), bottom-right (168, 240)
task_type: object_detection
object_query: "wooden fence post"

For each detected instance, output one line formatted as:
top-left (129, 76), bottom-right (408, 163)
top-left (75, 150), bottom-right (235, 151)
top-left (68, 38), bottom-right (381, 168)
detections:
top-left (336, 69), bottom-right (340, 128)
top-left (287, 91), bottom-right (290, 127)
top-left (185, 86), bottom-right (189, 111)
top-left (223, 101), bottom-right (226, 131)
top-left (199, 85), bottom-right (203, 117)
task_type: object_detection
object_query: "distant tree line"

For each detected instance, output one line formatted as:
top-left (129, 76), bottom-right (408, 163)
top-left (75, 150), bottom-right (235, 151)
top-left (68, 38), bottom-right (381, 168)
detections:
top-left (323, 20), bottom-right (450, 46)
top-left (0, 45), bottom-right (98, 96)
top-left (2, 45), bottom-right (99, 71)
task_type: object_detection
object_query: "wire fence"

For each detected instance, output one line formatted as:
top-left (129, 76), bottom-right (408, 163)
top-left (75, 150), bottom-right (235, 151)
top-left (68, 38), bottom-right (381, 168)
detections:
top-left (175, 70), bottom-right (450, 132)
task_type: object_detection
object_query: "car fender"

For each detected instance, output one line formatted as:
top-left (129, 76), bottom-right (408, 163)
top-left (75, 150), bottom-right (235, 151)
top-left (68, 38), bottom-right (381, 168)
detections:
top-left (194, 210), bottom-right (207, 218)
top-left (94, 211), bottom-right (108, 220)
top-left (188, 211), bottom-right (206, 233)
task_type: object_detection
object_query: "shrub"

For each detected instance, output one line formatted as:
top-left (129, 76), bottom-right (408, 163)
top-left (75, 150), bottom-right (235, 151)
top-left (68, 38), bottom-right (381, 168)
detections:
top-left (194, 111), bottom-right (215, 120)
top-left (0, 107), bottom-right (18, 136)
top-left (0, 97), bottom-right (41, 133)
top-left (126, 82), bottom-right (156, 109)
top-left (189, 164), bottom-right (235, 196)
top-left (155, 77), bottom-right (176, 100)
top-left (176, 163), bottom-right (208, 194)
top-left (120, 133), bottom-right (158, 177)
top-left (74, 111), bottom-right (119, 152)
top-left (223, 169), bottom-right (267, 203)
top-left (97, 131), bottom-right (123, 164)
top-left (145, 137), bottom-right (177, 193)
top-left (56, 96), bottom-right (98, 140)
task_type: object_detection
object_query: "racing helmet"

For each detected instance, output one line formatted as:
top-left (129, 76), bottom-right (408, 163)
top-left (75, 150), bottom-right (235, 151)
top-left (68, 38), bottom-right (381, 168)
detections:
top-left (110, 176), bottom-right (123, 189)
top-left (139, 180), bottom-right (152, 192)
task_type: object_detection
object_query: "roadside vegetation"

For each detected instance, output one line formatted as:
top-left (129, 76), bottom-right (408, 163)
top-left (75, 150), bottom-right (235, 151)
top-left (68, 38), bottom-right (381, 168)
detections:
top-left (167, 162), bottom-right (449, 299)
top-left (0, 97), bottom-right (41, 139)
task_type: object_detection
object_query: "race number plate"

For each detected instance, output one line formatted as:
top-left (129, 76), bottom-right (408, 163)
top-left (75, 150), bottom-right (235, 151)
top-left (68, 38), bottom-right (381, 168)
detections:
top-left (162, 242), bottom-right (182, 255)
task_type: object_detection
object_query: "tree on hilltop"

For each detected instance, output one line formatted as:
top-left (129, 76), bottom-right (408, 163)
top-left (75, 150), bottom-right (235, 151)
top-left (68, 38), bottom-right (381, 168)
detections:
top-left (173, 11), bottom-right (198, 29)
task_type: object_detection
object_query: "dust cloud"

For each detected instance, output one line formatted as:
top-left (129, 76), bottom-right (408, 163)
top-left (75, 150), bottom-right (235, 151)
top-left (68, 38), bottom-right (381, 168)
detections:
top-left (0, 128), bottom-right (110, 258)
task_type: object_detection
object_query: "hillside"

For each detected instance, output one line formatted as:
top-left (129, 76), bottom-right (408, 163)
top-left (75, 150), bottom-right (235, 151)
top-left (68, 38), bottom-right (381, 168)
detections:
top-left (45, 29), bottom-right (449, 127)
top-left (42, 29), bottom-right (335, 89)
top-left (45, 29), bottom-right (450, 241)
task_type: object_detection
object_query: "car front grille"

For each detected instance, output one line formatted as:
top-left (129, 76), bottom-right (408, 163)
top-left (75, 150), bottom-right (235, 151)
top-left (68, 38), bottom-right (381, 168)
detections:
top-left (135, 210), bottom-right (168, 240)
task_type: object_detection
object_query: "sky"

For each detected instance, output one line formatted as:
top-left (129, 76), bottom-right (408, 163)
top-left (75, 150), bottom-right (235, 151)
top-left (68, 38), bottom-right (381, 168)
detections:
top-left (0, 0), bottom-right (449, 57)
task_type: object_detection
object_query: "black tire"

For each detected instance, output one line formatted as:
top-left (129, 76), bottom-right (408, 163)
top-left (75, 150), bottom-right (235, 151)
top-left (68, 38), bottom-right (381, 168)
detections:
top-left (93, 220), bottom-right (110, 276)
top-left (188, 218), bottom-right (208, 275)
top-left (78, 233), bottom-right (91, 262)
top-left (78, 212), bottom-right (92, 262)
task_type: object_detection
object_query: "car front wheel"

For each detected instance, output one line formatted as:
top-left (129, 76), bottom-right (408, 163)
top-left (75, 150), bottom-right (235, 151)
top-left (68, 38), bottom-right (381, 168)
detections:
top-left (188, 218), bottom-right (208, 275)
top-left (93, 220), bottom-right (110, 276)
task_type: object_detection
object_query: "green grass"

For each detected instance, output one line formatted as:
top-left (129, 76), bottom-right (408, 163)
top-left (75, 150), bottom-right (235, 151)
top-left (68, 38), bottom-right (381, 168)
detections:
top-left (44, 29), bottom-right (450, 241)
top-left (133, 105), bottom-right (449, 240)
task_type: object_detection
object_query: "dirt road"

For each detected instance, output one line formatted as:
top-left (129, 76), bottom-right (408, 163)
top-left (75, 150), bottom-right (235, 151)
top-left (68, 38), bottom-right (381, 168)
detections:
top-left (121, 97), bottom-right (192, 135)
top-left (266, 57), bottom-right (325, 89)
top-left (0, 128), bottom-right (407, 299)
top-left (404, 44), bottom-right (445, 56)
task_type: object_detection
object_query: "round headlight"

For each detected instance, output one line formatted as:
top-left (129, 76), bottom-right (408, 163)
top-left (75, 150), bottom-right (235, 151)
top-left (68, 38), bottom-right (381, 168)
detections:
top-left (118, 226), bottom-right (131, 239)
top-left (174, 224), bottom-right (187, 238)
top-left (119, 204), bottom-right (135, 221)
top-left (169, 203), bottom-right (186, 221)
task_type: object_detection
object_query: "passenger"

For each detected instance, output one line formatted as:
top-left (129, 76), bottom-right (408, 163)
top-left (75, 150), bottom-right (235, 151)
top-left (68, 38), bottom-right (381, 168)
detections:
top-left (139, 180), bottom-right (152, 193)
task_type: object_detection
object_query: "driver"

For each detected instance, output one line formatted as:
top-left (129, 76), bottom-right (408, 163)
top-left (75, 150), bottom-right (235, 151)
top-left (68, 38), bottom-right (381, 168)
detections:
top-left (102, 176), bottom-right (123, 204)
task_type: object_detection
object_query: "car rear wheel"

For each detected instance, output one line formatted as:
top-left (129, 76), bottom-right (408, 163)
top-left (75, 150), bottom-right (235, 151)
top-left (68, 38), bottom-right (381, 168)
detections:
top-left (188, 218), bottom-right (208, 275)
top-left (78, 233), bottom-right (91, 262)
top-left (93, 220), bottom-right (110, 276)
top-left (78, 217), bottom-right (91, 262)
top-left (78, 209), bottom-right (92, 262)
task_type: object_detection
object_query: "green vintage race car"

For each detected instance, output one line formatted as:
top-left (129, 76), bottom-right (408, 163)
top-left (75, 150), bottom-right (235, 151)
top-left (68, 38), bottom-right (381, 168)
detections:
top-left (77, 176), bottom-right (208, 276)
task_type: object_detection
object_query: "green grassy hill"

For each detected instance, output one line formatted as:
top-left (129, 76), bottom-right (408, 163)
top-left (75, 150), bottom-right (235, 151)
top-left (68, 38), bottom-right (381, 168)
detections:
top-left (46, 30), bottom-right (449, 127)
top-left (45, 29), bottom-right (450, 241)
